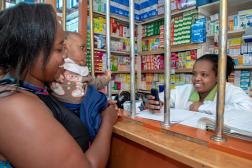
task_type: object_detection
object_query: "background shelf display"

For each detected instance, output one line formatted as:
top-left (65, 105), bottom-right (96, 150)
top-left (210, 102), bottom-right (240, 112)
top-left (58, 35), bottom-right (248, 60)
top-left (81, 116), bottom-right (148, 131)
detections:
top-left (14, 0), bottom-right (248, 96)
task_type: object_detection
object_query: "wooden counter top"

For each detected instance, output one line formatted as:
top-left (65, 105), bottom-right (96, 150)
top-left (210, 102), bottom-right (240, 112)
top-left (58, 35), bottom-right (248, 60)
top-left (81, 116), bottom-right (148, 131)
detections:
top-left (112, 117), bottom-right (252, 168)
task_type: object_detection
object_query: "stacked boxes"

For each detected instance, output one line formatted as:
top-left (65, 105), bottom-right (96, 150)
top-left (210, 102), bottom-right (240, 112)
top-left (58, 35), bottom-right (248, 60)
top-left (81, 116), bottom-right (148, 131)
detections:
top-left (207, 9), bottom-right (252, 37)
top-left (234, 71), bottom-right (251, 95)
top-left (142, 19), bottom-right (164, 37)
top-left (141, 55), bottom-right (164, 71)
top-left (171, 50), bottom-right (197, 69)
top-left (94, 17), bottom-right (106, 34)
top-left (110, 0), bottom-right (141, 21)
top-left (227, 38), bottom-right (242, 65)
top-left (93, 0), bottom-right (106, 13)
top-left (238, 9), bottom-right (252, 30)
top-left (111, 56), bottom-right (131, 72)
top-left (227, 38), bottom-right (252, 67)
top-left (171, 74), bottom-right (192, 86)
top-left (172, 9), bottom-right (197, 45)
top-left (110, 18), bottom-right (130, 38)
top-left (228, 15), bottom-right (239, 31)
top-left (171, 0), bottom-right (196, 12)
top-left (66, 17), bottom-right (78, 32)
top-left (112, 74), bottom-right (131, 90)
top-left (94, 51), bottom-right (107, 72)
top-left (140, 73), bottom-right (192, 91)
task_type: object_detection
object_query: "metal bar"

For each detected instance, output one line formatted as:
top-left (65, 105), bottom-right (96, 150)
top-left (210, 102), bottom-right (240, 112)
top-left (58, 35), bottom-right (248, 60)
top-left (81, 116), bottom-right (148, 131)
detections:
top-left (129, 0), bottom-right (136, 118)
top-left (78, 0), bottom-right (88, 45)
top-left (0, 0), bottom-right (5, 10)
top-left (106, 0), bottom-right (112, 99)
top-left (161, 0), bottom-right (171, 128)
top-left (62, 0), bottom-right (66, 31)
top-left (211, 0), bottom-right (228, 142)
top-left (89, 0), bottom-right (95, 77)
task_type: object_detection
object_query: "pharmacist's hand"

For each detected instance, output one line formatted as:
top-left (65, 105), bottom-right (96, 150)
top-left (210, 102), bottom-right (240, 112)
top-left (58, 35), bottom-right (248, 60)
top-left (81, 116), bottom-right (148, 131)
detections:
top-left (189, 101), bottom-right (203, 112)
top-left (101, 102), bottom-right (119, 125)
top-left (144, 95), bottom-right (163, 113)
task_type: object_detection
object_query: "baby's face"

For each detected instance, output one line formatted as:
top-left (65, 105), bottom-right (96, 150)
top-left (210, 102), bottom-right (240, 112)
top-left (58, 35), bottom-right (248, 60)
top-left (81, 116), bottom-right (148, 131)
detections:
top-left (64, 34), bottom-right (86, 66)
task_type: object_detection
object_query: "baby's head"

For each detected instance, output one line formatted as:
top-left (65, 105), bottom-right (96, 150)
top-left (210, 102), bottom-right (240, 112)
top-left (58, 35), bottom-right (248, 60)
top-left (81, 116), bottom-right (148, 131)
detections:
top-left (64, 31), bottom-right (86, 66)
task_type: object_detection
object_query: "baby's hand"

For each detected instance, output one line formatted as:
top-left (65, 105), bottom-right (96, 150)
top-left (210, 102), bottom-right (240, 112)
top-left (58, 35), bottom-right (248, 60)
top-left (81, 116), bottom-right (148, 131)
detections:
top-left (58, 74), bottom-right (65, 83)
top-left (105, 70), bottom-right (112, 81)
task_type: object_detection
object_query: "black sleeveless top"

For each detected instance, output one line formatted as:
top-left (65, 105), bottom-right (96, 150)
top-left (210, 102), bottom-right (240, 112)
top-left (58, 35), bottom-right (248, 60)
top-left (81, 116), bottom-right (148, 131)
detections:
top-left (0, 78), bottom-right (90, 152)
top-left (37, 94), bottom-right (90, 152)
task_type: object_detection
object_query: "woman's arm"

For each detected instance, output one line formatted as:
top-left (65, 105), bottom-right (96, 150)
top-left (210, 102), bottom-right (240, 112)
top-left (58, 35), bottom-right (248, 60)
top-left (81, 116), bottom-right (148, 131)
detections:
top-left (85, 102), bottom-right (118, 168)
top-left (0, 92), bottom-right (118, 168)
top-left (198, 84), bottom-right (252, 114)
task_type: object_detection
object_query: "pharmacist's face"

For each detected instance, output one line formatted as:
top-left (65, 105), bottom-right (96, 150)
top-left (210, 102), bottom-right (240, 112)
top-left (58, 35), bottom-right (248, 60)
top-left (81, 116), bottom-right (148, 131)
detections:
top-left (64, 34), bottom-right (86, 65)
top-left (192, 60), bottom-right (217, 94)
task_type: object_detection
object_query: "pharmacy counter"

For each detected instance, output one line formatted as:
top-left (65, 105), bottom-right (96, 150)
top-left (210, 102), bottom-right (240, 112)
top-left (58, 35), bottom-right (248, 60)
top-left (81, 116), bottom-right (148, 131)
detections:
top-left (108, 117), bottom-right (252, 168)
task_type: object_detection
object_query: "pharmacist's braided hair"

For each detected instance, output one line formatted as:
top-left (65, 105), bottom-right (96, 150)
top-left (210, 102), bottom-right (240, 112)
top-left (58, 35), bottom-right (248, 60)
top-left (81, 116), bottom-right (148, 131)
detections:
top-left (0, 3), bottom-right (57, 82)
top-left (195, 54), bottom-right (235, 80)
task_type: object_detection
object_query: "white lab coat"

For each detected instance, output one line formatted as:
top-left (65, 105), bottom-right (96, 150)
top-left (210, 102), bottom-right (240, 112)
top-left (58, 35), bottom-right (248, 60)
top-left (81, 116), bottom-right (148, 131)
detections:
top-left (159, 83), bottom-right (252, 114)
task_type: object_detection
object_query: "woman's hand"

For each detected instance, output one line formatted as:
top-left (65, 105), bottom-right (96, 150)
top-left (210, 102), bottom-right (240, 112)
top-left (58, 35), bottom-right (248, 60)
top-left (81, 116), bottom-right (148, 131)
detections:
top-left (144, 95), bottom-right (163, 113)
top-left (101, 101), bottom-right (119, 125)
top-left (189, 101), bottom-right (203, 112)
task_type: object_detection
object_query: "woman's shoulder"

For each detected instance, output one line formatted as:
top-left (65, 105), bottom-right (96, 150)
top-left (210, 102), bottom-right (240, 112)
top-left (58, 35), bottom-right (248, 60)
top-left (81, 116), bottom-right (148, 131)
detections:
top-left (0, 85), bottom-right (50, 118)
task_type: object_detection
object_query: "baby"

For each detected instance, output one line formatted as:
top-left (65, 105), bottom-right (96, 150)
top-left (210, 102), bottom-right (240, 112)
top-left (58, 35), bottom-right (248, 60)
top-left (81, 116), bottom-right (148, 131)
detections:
top-left (50, 31), bottom-right (111, 141)
top-left (50, 31), bottom-right (111, 105)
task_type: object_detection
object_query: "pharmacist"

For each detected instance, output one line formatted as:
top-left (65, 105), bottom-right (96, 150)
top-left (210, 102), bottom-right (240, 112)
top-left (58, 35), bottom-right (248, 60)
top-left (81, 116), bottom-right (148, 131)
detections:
top-left (145, 54), bottom-right (252, 114)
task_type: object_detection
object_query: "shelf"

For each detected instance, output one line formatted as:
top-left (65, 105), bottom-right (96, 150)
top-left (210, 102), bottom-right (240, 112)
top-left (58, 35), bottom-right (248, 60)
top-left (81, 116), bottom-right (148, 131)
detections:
top-left (111, 34), bottom-right (129, 40)
top-left (142, 68), bottom-right (192, 74)
top-left (94, 32), bottom-right (129, 40)
top-left (207, 29), bottom-right (245, 39)
top-left (93, 48), bottom-right (130, 55)
top-left (171, 43), bottom-right (200, 52)
top-left (92, 10), bottom-right (140, 25)
top-left (142, 35), bottom-right (160, 40)
top-left (234, 66), bottom-right (252, 70)
top-left (66, 10), bottom-right (79, 21)
top-left (94, 32), bottom-right (106, 36)
top-left (94, 48), bottom-right (106, 52)
top-left (112, 71), bottom-right (132, 74)
top-left (95, 71), bottom-right (134, 74)
top-left (111, 51), bottom-right (130, 55)
top-left (140, 6), bottom-right (196, 25)
top-left (175, 68), bottom-right (192, 73)
top-left (141, 15), bottom-right (164, 25)
top-left (198, 0), bottom-right (252, 16)
top-left (140, 50), bottom-right (164, 55)
top-left (142, 70), bottom-right (164, 74)
top-left (140, 44), bottom-right (200, 55)
top-left (171, 6), bottom-right (196, 16)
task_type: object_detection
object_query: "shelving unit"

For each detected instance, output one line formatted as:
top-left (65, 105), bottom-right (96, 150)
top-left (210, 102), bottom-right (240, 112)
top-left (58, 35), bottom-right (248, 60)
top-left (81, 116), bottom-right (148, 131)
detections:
top-left (93, 10), bottom-right (137, 25)
top-left (198, 0), bottom-right (252, 16)
top-left (235, 66), bottom-right (252, 70)
top-left (199, 1), bottom-right (252, 97)
top-left (207, 30), bottom-right (246, 39)
top-left (65, 0), bottom-right (252, 94)
top-left (88, 5), bottom-right (139, 94)
top-left (138, 4), bottom-right (199, 91)
top-left (140, 5), bottom-right (196, 25)
top-left (138, 1), bottom-right (252, 93)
